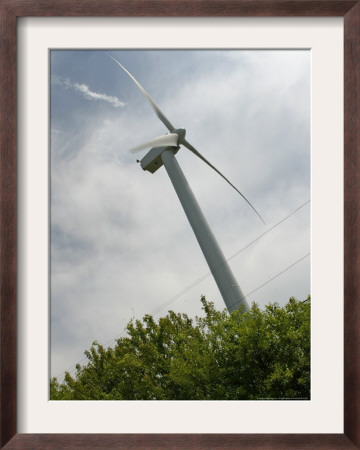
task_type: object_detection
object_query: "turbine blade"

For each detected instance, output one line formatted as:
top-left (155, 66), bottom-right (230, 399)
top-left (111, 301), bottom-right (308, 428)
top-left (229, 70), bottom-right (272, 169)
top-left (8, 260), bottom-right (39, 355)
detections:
top-left (130, 133), bottom-right (179, 153)
top-left (182, 139), bottom-right (265, 224)
top-left (107, 54), bottom-right (175, 132)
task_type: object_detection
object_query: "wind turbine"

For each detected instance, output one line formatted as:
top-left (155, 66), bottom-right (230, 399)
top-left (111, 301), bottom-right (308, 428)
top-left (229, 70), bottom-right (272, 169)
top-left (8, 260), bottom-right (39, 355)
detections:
top-left (108, 54), bottom-right (264, 313)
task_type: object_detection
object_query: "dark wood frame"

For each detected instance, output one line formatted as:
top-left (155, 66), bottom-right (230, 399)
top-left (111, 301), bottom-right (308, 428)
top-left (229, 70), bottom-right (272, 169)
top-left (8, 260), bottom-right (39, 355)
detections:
top-left (1, 1), bottom-right (359, 448)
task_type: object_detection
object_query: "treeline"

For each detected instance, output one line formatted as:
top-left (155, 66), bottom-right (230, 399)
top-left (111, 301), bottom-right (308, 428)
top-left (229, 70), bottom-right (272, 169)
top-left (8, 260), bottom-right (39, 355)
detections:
top-left (51, 296), bottom-right (310, 400)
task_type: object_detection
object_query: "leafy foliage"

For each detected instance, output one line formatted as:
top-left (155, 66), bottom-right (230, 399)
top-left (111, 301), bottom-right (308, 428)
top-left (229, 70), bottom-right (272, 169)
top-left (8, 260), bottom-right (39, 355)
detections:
top-left (51, 296), bottom-right (310, 400)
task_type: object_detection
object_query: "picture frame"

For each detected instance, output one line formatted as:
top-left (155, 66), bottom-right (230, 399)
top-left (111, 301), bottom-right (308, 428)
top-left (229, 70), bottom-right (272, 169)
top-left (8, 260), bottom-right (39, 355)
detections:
top-left (1, 1), bottom-right (359, 448)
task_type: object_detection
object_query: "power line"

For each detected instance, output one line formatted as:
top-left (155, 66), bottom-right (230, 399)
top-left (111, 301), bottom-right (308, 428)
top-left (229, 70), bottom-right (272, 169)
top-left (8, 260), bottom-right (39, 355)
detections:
top-left (55, 200), bottom-right (310, 379)
top-left (228, 253), bottom-right (311, 311)
top-left (227, 200), bottom-right (310, 263)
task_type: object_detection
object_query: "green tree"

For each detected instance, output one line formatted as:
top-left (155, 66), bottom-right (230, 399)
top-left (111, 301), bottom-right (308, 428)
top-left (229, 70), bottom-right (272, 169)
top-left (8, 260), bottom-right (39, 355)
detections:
top-left (51, 296), bottom-right (310, 400)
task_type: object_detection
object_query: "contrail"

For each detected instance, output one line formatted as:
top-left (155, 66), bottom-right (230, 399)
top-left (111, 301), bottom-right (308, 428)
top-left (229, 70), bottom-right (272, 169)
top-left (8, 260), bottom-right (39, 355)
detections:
top-left (52, 76), bottom-right (125, 108)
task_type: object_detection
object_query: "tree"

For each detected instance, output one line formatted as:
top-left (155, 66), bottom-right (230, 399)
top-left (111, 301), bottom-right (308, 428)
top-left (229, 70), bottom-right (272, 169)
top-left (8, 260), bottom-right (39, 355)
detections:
top-left (51, 296), bottom-right (310, 400)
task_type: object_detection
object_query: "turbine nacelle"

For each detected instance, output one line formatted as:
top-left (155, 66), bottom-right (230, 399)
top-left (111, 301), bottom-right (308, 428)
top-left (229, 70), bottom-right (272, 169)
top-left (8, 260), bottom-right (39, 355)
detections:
top-left (139, 145), bottom-right (179, 174)
top-left (136, 129), bottom-right (185, 174)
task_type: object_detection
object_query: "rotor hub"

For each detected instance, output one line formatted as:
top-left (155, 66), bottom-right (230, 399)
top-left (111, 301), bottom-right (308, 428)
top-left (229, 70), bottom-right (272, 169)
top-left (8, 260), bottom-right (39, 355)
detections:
top-left (173, 128), bottom-right (186, 143)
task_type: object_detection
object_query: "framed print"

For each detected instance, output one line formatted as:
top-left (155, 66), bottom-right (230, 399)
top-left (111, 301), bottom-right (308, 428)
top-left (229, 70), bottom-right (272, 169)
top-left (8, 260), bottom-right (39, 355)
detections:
top-left (1, 1), bottom-right (360, 449)
top-left (19, 17), bottom-right (337, 432)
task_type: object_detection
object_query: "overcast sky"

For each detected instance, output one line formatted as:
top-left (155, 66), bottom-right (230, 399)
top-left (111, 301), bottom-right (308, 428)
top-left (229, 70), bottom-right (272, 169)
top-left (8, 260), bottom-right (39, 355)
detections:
top-left (50, 49), bottom-right (311, 381)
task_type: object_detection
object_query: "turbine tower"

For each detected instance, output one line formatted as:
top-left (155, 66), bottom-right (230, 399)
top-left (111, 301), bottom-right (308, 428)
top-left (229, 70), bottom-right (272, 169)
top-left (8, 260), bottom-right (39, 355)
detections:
top-left (108, 55), bottom-right (264, 313)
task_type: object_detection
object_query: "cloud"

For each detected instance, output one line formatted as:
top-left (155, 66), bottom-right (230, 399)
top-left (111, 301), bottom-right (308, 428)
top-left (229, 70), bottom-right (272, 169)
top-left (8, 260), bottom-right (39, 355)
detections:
top-left (52, 76), bottom-right (125, 108)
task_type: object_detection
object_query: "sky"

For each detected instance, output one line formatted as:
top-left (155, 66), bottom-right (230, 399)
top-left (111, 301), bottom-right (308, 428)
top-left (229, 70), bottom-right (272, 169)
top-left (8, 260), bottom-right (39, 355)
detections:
top-left (50, 49), bottom-right (311, 381)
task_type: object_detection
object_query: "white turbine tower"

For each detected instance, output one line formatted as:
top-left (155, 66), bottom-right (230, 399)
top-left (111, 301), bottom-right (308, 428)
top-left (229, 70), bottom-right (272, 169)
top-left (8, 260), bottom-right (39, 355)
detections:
top-left (108, 55), bottom-right (265, 313)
